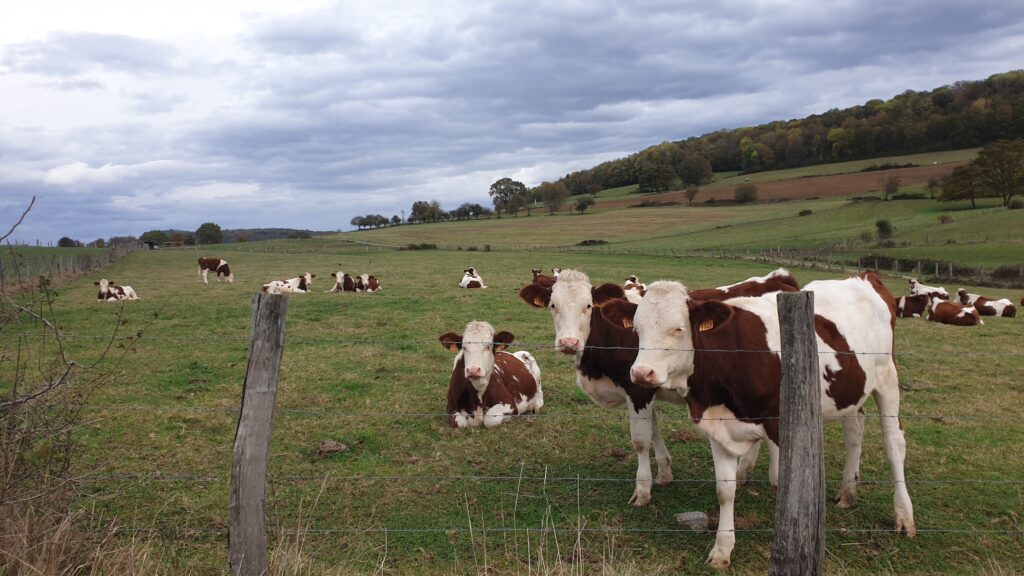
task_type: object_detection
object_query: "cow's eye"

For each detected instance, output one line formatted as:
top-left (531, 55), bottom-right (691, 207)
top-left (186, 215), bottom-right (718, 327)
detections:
top-left (549, 303), bottom-right (556, 310)
top-left (671, 328), bottom-right (684, 336)
top-left (585, 304), bottom-right (593, 310)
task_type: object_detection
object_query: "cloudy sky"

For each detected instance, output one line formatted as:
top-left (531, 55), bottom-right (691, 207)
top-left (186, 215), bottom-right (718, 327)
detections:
top-left (1, 0), bottom-right (1022, 243)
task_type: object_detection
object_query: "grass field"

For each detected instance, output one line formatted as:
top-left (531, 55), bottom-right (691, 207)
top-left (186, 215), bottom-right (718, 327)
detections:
top-left (5, 246), bottom-right (1023, 575)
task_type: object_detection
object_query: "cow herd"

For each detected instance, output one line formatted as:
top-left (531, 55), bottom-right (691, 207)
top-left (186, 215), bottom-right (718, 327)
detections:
top-left (896, 278), bottom-right (1017, 326)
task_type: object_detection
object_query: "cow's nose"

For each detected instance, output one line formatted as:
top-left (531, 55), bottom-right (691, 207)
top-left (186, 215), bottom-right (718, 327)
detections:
top-left (631, 365), bottom-right (658, 387)
top-left (557, 338), bottom-right (579, 353)
top-left (466, 366), bottom-right (483, 378)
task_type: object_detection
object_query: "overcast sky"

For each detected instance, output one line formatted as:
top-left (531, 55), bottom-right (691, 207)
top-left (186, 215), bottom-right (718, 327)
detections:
top-left (1, 0), bottom-right (1022, 243)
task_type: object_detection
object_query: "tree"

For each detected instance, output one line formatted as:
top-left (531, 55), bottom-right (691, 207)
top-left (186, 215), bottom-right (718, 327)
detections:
top-left (883, 175), bottom-right (901, 200)
top-left (350, 216), bottom-right (366, 229)
top-left (92, 238), bottom-right (105, 248)
top-left (409, 200), bottom-right (431, 223)
top-left (575, 196), bottom-right (595, 214)
top-left (734, 183), bottom-right (758, 204)
top-left (974, 138), bottom-right (1024, 206)
top-left (391, 215), bottom-right (401, 226)
top-left (489, 177), bottom-right (528, 217)
top-left (538, 181), bottom-right (569, 214)
top-left (57, 236), bottom-right (79, 248)
top-left (637, 163), bottom-right (676, 193)
top-left (195, 222), bottom-right (223, 245)
top-left (140, 230), bottom-right (169, 245)
top-left (684, 185), bottom-right (700, 206)
top-left (677, 154), bottom-right (714, 186)
top-left (940, 163), bottom-right (984, 208)
top-left (876, 219), bottom-right (895, 239)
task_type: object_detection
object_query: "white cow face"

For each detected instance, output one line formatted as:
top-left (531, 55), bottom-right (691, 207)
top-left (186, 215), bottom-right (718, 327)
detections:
top-left (226, 272), bottom-right (235, 283)
top-left (519, 269), bottom-right (624, 355)
top-left (439, 322), bottom-right (514, 391)
top-left (94, 279), bottom-right (112, 292)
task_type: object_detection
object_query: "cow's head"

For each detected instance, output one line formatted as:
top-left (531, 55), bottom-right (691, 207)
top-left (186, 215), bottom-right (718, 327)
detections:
top-left (519, 269), bottom-right (625, 355)
top-left (532, 268), bottom-right (542, 278)
top-left (440, 321), bottom-right (514, 390)
top-left (302, 272), bottom-right (316, 282)
top-left (625, 275), bottom-right (639, 284)
top-left (94, 279), bottom-right (113, 291)
top-left (551, 268), bottom-right (562, 277)
top-left (464, 267), bottom-right (477, 276)
top-left (957, 288), bottom-right (969, 304)
top-left (601, 281), bottom-right (733, 393)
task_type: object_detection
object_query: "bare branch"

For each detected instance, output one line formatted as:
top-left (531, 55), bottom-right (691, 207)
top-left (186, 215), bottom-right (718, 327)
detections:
top-left (0, 196), bottom-right (35, 244)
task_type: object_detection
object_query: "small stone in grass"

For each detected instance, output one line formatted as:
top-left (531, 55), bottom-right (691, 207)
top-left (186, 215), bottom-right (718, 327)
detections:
top-left (317, 440), bottom-right (349, 457)
top-left (675, 511), bottom-right (709, 531)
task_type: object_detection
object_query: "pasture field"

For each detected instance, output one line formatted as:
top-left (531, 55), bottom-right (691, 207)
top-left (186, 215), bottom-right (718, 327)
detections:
top-left (4, 247), bottom-right (1023, 575)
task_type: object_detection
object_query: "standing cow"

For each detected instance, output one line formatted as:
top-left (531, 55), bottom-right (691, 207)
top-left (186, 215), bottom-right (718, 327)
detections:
top-left (262, 273), bottom-right (315, 294)
top-left (197, 257), bottom-right (234, 283)
top-left (600, 273), bottom-right (915, 568)
top-left (439, 321), bottom-right (543, 428)
top-left (95, 279), bottom-right (140, 301)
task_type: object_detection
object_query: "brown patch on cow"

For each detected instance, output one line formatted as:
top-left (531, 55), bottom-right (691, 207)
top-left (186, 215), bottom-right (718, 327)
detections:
top-left (580, 305), bottom-right (658, 411)
top-left (592, 283), bottom-right (626, 307)
top-left (367, 275), bottom-right (380, 291)
top-left (689, 270), bottom-right (800, 302)
top-left (814, 315), bottom-right (867, 411)
top-left (897, 295), bottom-right (930, 318)
top-left (929, 301), bottom-right (982, 326)
top-left (466, 280), bottom-right (482, 289)
top-left (343, 274), bottom-right (356, 291)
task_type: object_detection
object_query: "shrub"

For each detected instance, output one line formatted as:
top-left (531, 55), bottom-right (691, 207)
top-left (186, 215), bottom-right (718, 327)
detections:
top-left (1009, 197), bottom-right (1024, 210)
top-left (577, 239), bottom-right (608, 246)
top-left (402, 243), bottom-right (438, 251)
top-left (466, 246), bottom-right (479, 252)
top-left (937, 214), bottom-right (953, 224)
top-left (859, 230), bottom-right (875, 243)
top-left (734, 183), bottom-right (758, 204)
top-left (875, 219), bottom-right (895, 239)
top-left (798, 209), bottom-right (813, 216)
top-left (483, 244), bottom-right (491, 252)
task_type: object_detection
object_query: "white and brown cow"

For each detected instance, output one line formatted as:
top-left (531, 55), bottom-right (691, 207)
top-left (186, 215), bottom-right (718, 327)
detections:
top-left (325, 271), bottom-right (356, 292)
top-left (262, 273), bottom-right (315, 295)
top-left (551, 267), bottom-right (562, 278)
top-left (957, 289), bottom-right (1016, 317)
top-left (355, 274), bottom-right (381, 292)
top-left (531, 269), bottom-right (557, 288)
top-left (908, 278), bottom-right (949, 300)
top-left (896, 294), bottom-right (931, 318)
top-left (197, 257), bottom-right (234, 283)
top-left (623, 275), bottom-right (646, 304)
top-left (95, 279), bottom-right (139, 301)
top-left (688, 268), bottom-right (800, 301)
top-left (929, 298), bottom-right (983, 326)
top-left (439, 321), bottom-right (543, 428)
top-left (459, 267), bottom-right (486, 289)
top-left (600, 272), bottom-right (915, 568)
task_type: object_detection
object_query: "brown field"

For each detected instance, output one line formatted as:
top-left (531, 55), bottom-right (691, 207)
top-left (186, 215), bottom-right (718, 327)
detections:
top-left (599, 162), bottom-right (965, 209)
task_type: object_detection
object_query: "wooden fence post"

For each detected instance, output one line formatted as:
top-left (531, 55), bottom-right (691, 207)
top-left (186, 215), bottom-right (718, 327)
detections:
top-left (769, 291), bottom-right (824, 576)
top-left (230, 293), bottom-right (289, 576)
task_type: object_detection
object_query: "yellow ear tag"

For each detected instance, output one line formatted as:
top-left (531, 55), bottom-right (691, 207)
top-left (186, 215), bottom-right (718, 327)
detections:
top-left (623, 318), bottom-right (633, 329)
top-left (698, 319), bottom-right (714, 332)
top-left (448, 344), bottom-right (459, 352)
top-left (534, 296), bottom-right (545, 307)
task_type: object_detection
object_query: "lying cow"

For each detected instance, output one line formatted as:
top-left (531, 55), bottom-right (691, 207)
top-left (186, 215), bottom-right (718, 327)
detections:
top-left (459, 267), bottom-right (486, 289)
top-left (531, 269), bottom-right (557, 288)
top-left (929, 298), bottom-right (983, 326)
top-left (909, 278), bottom-right (948, 300)
top-left (439, 321), bottom-right (543, 428)
top-left (355, 273), bottom-right (381, 292)
top-left (262, 273), bottom-right (315, 294)
top-left (95, 279), bottom-right (139, 301)
top-left (197, 257), bottom-right (234, 283)
top-left (896, 294), bottom-right (930, 318)
top-left (957, 289), bottom-right (1016, 317)
top-left (623, 275), bottom-right (646, 304)
top-left (688, 268), bottom-right (800, 301)
top-left (600, 272), bottom-right (915, 568)
top-left (325, 271), bottom-right (356, 292)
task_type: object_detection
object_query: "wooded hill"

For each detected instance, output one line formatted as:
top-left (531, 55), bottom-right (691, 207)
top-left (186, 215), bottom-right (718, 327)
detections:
top-left (557, 70), bottom-right (1024, 195)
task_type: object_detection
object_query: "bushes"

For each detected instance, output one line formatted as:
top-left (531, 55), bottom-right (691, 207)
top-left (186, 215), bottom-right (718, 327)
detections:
top-left (798, 209), bottom-right (813, 216)
top-left (734, 183), bottom-right (758, 204)
top-left (401, 243), bottom-right (437, 251)
top-left (875, 219), bottom-right (895, 239)
top-left (1009, 197), bottom-right (1024, 210)
top-left (937, 214), bottom-right (953, 224)
top-left (577, 239), bottom-right (608, 246)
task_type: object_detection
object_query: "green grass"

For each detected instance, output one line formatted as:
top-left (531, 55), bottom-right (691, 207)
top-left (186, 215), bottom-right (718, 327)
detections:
top-left (4, 247), bottom-right (1023, 574)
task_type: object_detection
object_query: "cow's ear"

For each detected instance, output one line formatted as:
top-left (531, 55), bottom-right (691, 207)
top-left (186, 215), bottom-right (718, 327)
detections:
top-left (311, 274), bottom-right (317, 278)
top-left (439, 333), bottom-right (463, 352)
top-left (519, 284), bottom-right (551, 308)
top-left (688, 300), bottom-right (734, 335)
top-left (592, 283), bottom-right (626, 307)
top-left (331, 272), bottom-right (337, 277)
top-left (108, 281), bottom-right (116, 285)
top-left (94, 281), bottom-right (100, 286)
top-left (600, 298), bottom-right (638, 330)
top-left (493, 331), bottom-right (514, 351)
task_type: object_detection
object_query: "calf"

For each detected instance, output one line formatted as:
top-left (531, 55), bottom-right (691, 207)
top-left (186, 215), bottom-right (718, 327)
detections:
top-left (197, 257), bottom-right (234, 283)
top-left (623, 275), bottom-right (646, 304)
top-left (325, 271), bottom-right (356, 293)
top-left (459, 267), bottom-right (487, 289)
top-left (908, 278), bottom-right (949, 300)
top-left (531, 269), bottom-right (557, 288)
top-left (957, 289), bottom-right (1016, 317)
top-left (929, 298), bottom-right (983, 326)
top-left (95, 279), bottom-right (139, 301)
top-left (355, 274), bottom-right (381, 292)
top-left (439, 322), bottom-right (543, 428)
top-left (601, 274), bottom-right (915, 568)
top-left (896, 294), bottom-right (930, 318)
top-left (262, 273), bottom-right (315, 294)
top-left (688, 268), bottom-right (800, 301)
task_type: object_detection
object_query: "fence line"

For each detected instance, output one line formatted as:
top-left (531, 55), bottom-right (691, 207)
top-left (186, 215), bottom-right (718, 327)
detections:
top-left (0, 242), bottom-right (144, 293)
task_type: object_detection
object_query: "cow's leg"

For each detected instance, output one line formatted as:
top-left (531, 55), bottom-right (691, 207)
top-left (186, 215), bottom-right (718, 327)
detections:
top-left (650, 408), bottom-right (673, 485)
top-left (708, 439), bottom-right (740, 570)
top-left (199, 267), bottom-right (208, 284)
top-left (767, 440), bottom-right (780, 488)
top-left (836, 409), bottom-right (866, 508)
top-left (483, 403), bottom-right (514, 428)
top-left (736, 439), bottom-right (761, 487)
top-left (626, 397), bottom-right (655, 506)
top-left (872, 382), bottom-right (916, 537)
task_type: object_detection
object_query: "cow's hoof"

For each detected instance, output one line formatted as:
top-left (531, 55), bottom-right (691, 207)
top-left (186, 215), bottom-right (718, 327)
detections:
top-left (896, 517), bottom-right (917, 538)
top-left (707, 551), bottom-right (731, 570)
top-left (834, 492), bottom-right (856, 509)
top-left (628, 490), bottom-right (651, 507)
top-left (655, 469), bottom-right (673, 485)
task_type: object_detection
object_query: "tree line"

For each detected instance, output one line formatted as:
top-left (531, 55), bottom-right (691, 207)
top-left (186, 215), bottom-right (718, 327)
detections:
top-left (553, 70), bottom-right (1024, 196)
top-left (939, 138), bottom-right (1024, 208)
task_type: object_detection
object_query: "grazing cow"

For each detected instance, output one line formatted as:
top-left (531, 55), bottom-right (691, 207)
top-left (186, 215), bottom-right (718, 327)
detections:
top-left (439, 321), bottom-right (543, 428)
top-left (688, 268), bottom-right (800, 301)
top-left (262, 273), bottom-right (315, 294)
top-left (325, 271), bottom-right (356, 293)
top-left (197, 257), bottom-right (234, 283)
top-left (957, 289), bottom-right (1016, 317)
top-left (531, 269), bottom-right (557, 288)
top-left (929, 298), bottom-right (983, 326)
top-left (94, 279), bottom-right (139, 301)
top-left (623, 275), bottom-right (647, 304)
top-left (355, 274), bottom-right (381, 292)
top-left (896, 294), bottom-right (930, 318)
top-left (600, 273), bottom-right (915, 568)
top-left (460, 267), bottom-right (486, 289)
top-left (908, 278), bottom-right (949, 300)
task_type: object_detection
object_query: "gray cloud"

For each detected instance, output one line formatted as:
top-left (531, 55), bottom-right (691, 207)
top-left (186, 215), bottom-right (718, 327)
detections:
top-left (2, 31), bottom-right (177, 77)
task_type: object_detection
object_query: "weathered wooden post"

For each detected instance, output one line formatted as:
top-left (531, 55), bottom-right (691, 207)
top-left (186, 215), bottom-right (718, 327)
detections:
top-left (230, 293), bottom-right (289, 576)
top-left (769, 291), bottom-right (824, 576)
